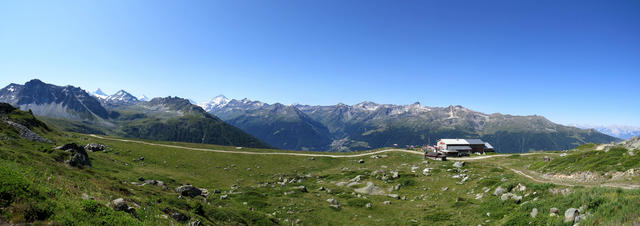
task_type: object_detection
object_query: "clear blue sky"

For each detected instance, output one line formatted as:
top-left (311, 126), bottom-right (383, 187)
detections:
top-left (1, 0), bottom-right (639, 126)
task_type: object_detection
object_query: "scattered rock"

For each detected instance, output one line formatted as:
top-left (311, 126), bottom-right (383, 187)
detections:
top-left (441, 187), bottom-right (449, 191)
top-left (327, 198), bottom-right (340, 209)
top-left (349, 175), bottom-right (362, 183)
top-left (112, 198), bottom-right (134, 213)
top-left (365, 203), bottom-right (372, 208)
top-left (543, 156), bottom-right (551, 162)
top-left (391, 171), bottom-right (399, 179)
top-left (493, 187), bottom-right (506, 196)
top-left (388, 194), bottom-right (400, 199)
top-left (383, 201), bottom-right (391, 205)
top-left (550, 207), bottom-right (559, 216)
top-left (292, 186), bottom-right (308, 193)
top-left (81, 193), bottom-right (94, 200)
top-left (220, 195), bottom-right (228, 200)
top-left (475, 193), bottom-right (483, 199)
top-left (530, 208), bottom-right (538, 218)
top-left (84, 143), bottom-right (105, 152)
top-left (358, 159), bottom-right (365, 163)
top-left (189, 220), bottom-right (202, 226)
top-left (422, 168), bottom-right (432, 175)
top-left (411, 166), bottom-right (419, 173)
top-left (559, 153), bottom-right (568, 157)
top-left (515, 183), bottom-right (527, 192)
top-left (453, 162), bottom-right (465, 168)
top-left (354, 182), bottom-right (385, 195)
top-left (500, 193), bottom-right (522, 204)
top-left (139, 156), bottom-right (145, 161)
top-left (564, 208), bottom-right (579, 223)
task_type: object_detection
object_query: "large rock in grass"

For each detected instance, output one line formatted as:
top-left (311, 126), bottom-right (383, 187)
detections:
top-left (564, 208), bottom-right (579, 223)
top-left (56, 143), bottom-right (91, 167)
top-left (112, 198), bottom-right (134, 213)
top-left (493, 186), bottom-right (506, 196)
top-left (175, 185), bottom-right (204, 197)
top-left (355, 182), bottom-right (385, 195)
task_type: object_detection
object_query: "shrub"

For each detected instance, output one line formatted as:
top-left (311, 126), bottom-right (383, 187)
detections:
top-left (423, 210), bottom-right (452, 222)
top-left (0, 164), bottom-right (32, 207)
top-left (347, 198), bottom-right (369, 208)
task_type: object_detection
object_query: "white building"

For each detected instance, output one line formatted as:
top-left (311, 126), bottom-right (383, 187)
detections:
top-left (436, 139), bottom-right (494, 156)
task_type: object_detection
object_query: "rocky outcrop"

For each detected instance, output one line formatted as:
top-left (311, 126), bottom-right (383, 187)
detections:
top-left (354, 182), bottom-right (385, 195)
top-left (175, 185), bottom-right (208, 198)
top-left (3, 120), bottom-right (52, 143)
top-left (56, 143), bottom-right (91, 167)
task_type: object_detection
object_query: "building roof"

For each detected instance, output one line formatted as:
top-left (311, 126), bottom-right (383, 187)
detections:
top-left (438, 139), bottom-right (486, 145)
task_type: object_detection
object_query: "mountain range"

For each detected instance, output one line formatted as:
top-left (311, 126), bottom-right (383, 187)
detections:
top-left (0, 80), bottom-right (269, 148)
top-left (569, 124), bottom-right (640, 140)
top-left (0, 79), bottom-right (621, 153)
top-left (201, 96), bottom-right (619, 153)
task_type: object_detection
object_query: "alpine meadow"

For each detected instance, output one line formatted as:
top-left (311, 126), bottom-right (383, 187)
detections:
top-left (1, 1), bottom-right (639, 225)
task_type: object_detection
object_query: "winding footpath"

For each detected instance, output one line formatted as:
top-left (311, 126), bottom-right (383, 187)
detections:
top-left (89, 134), bottom-right (639, 189)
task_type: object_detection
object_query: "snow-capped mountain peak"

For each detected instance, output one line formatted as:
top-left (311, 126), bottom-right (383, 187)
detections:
top-left (210, 95), bottom-right (230, 106)
top-left (90, 88), bottom-right (109, 100)
top-left (199, 95), bottom-right (231, 112)
top-left (105, 90), bottom-right (138, 105)
top-left (354, 101), bottom-right (380, 111)
top-left (138, 95), bottom-right (149, 101)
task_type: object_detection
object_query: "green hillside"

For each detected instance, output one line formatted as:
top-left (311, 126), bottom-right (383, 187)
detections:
top-left (1, 106), bottom-right (639, 225)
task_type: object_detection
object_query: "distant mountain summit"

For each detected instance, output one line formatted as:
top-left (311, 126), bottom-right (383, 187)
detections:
top-left (138, 95), bottom-right (150, 101)
top-left (205, 97), bottom-right (619, 152)
top-left (199, 95), bottom-right (230, 112)
top-left (91, 88), bottom-right (109, 100)
top-left (0, 79), bottom-right (109, 120)
top-left (104, 90), bottom-right (138, 106)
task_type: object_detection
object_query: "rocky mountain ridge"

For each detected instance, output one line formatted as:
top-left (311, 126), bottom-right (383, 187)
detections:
top-left (203, 97), bottom-right (619, 152)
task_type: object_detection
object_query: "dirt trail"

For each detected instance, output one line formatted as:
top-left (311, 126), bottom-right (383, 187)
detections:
top-left (89, 134), bottom-right (526, 159)
top-left (88, 135), bottom-right (639, 189)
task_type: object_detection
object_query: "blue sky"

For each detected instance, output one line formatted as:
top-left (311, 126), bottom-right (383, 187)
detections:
top-left (1, 0), bottom-right (639, 126)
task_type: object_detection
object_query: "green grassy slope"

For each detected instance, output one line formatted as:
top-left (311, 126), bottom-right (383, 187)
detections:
top-left (1, 107), bottom-right (639, 225)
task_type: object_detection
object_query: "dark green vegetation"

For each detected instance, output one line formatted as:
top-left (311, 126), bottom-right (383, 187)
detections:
top-left (208, 99), bottom-right (619, 152)
top-left (1, 105), bottom-right (639, 225)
